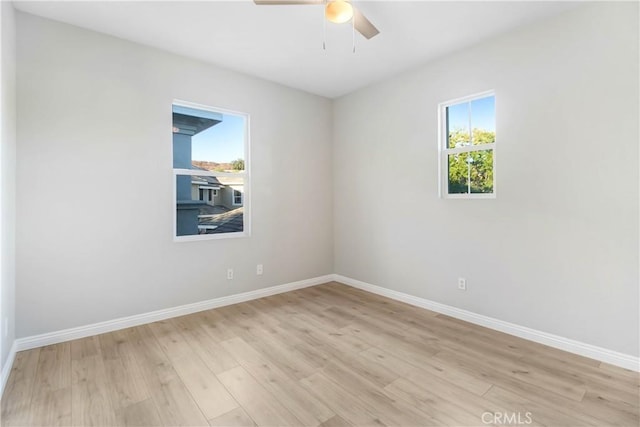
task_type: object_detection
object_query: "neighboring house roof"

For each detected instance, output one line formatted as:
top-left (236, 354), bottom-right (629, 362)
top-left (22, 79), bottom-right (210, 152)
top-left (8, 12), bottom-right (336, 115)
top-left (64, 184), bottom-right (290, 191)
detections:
top-left (173, 105), bottom-right (222, 136)
top-left (217, 175), bottom-right (244, 186)
top-left (192, 176), bottom-right (221, 186)
top-left (191, 166), bottom-right (223, 187)
top-left (199, 207), bottom-right (244, 234)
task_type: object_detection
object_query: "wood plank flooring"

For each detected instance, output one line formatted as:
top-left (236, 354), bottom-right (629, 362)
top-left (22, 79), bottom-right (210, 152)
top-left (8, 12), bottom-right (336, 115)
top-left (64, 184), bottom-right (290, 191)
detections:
top-left (2, 282), bottom-right (638, 426)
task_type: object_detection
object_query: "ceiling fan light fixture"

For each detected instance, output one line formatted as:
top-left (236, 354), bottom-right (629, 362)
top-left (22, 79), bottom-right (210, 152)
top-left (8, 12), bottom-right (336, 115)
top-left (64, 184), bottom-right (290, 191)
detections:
top-left (325, 0), bottom-right (353, 24)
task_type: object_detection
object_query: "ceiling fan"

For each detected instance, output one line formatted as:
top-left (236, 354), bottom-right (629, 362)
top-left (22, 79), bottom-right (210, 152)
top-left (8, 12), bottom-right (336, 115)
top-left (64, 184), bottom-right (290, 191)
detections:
top-left (253, 0), bottom-right (380, 40)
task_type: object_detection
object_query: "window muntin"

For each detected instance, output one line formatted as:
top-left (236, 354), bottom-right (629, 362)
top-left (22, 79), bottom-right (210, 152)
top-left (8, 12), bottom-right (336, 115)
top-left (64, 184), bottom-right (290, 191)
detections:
top-left (439, 92), bottom-right (495, 198)
top-left (173, 101), bottom-right (250, 241)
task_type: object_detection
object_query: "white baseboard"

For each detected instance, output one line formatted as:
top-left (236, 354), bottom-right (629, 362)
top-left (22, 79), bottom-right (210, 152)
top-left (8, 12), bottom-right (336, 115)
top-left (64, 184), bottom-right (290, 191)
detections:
top-left (1, 340), bottom-right (17, 397)
top-left (14, 275), bottom-right (334, 353)
top-left (333, 274), bottom-right (640, 372)
top-left (6, 271), bottom-right (638, 391)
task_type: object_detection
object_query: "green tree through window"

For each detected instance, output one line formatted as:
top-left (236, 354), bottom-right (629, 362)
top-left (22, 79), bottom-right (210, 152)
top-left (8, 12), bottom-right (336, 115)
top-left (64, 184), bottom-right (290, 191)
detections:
top-left (447, 129), bottom-right (494, 194)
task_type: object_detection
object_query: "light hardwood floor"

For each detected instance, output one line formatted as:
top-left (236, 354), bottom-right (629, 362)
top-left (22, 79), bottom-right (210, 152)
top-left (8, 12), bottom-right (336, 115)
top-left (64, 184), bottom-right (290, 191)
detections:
top-left (2, 282), bottom-right (638, 426)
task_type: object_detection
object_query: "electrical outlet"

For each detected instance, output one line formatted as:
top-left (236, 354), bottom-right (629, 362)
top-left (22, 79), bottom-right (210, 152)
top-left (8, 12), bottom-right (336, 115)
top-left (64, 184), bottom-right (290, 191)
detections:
top-left (458, 277), bottom-right (467, 291)
top-left (227, 269), bottom-right (234, 280)
top-left (256, 264), bottom-right (263, 275)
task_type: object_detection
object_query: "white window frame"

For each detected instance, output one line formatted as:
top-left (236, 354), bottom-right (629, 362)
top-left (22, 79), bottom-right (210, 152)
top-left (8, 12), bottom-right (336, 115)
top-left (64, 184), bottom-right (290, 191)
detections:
top-left (172, 100), bottom-right (251, 242)
top-left (438, 90), bottom-right (496, 199)
top-left (232, 189), bottom-right (243, 206)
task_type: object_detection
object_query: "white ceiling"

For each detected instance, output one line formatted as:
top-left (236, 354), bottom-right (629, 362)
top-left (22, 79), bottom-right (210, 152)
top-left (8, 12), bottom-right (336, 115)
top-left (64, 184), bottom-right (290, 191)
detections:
top-left (13, 1), bottom-right (579, 98)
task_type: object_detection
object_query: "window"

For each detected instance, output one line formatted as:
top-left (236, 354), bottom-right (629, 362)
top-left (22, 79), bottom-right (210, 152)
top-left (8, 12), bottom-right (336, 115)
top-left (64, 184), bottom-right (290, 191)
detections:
top-left (173, 101), bottom-right (250, 241)
top-left (439, 91), bottom-right (495, 198)
top-left (233, 189), bottom-right (243, 206)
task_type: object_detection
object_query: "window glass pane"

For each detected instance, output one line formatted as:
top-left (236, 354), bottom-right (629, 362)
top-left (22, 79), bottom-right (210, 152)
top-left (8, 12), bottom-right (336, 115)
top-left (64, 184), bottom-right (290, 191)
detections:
top-left (447, 152), bottom-right (469, 194)
top-left (469, 149), bottom-right (494, 194)
top-left (470, 96), bottom-right (495, 146)
top-left (176, 174), bottom-right (244, 236)
top-left (447, 149), bottom-right (493, 195)
top-left (446, 102), bottom-right (470, 149)
top-left (172, 105), bottom-right (245, 172)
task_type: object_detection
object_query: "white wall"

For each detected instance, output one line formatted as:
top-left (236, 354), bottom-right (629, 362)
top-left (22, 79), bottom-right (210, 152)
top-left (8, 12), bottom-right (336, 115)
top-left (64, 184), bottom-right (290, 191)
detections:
top-left (333, 3), bottom-right (639, 356)
top-left (1, 1), bottom-right (17, 371)
top-left (16, 12), bottom-right (333, 337)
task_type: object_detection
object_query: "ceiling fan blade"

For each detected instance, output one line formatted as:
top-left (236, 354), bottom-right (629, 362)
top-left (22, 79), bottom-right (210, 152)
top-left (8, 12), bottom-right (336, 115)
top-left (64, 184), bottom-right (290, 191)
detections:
top-left (353, 7), bottom-right (380, 39)
top-left (253, 0), bottom-right (324, 4)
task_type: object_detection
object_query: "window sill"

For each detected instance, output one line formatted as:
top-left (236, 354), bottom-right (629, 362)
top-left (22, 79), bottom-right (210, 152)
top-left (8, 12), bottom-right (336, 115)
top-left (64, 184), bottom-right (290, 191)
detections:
top-left (442, 193), bottom-right (496, 200)
top-left (173, 231), bottom-right (250, 242)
